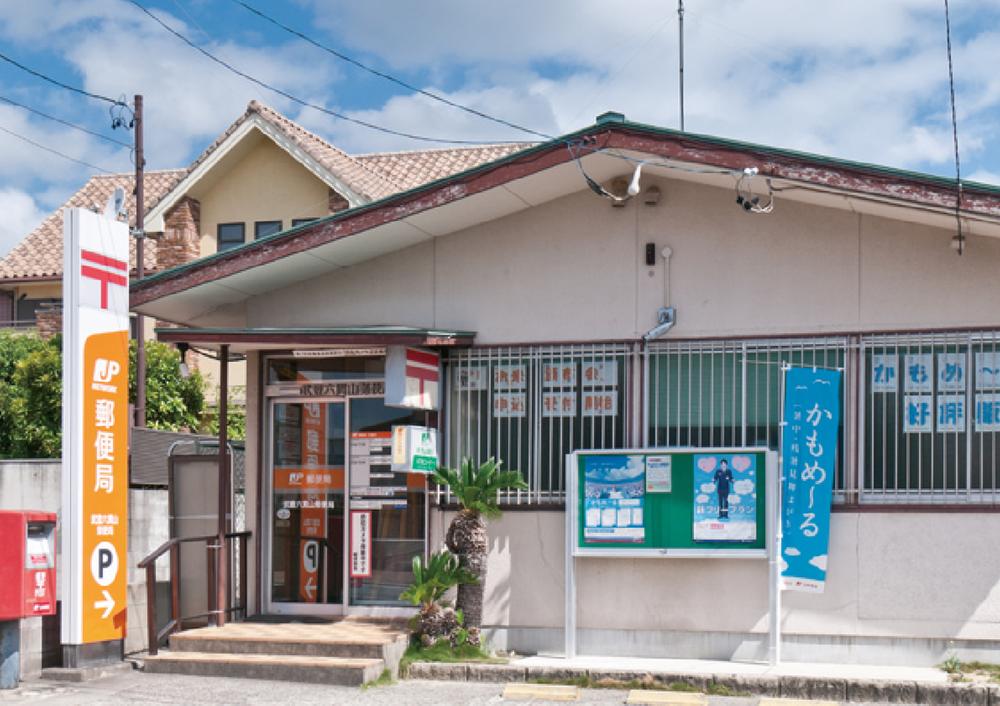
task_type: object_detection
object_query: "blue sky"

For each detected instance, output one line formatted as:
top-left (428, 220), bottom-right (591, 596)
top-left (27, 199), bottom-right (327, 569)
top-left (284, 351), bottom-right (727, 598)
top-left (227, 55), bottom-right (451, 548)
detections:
top-left (0, 0), bottom-right (998, 254)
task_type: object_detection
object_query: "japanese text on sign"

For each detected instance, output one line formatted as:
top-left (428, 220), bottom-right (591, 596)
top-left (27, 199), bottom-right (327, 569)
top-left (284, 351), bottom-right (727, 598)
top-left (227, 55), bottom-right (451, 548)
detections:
top-left (781, 366), bottom-right (841, 593)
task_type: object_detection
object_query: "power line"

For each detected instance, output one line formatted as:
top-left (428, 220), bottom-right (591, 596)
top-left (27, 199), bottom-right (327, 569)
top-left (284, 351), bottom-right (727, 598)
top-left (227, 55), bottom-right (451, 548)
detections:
top-left (126, 0), bottom-right (513, 145)
top-left (0, 51), bottom-right (122, 106)
top-left (0, 94), bottom-right (132, 147)
top-left (0, 122), bottom-right (114, 173)
top-left (230, 0), bottom-right (553, 141)
top-left (943, 0), bottom-right (964, 254)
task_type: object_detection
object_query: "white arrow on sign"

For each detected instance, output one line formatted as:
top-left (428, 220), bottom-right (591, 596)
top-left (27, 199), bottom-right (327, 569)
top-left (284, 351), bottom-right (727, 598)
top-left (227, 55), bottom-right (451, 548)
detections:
top-left (304, 576), bottom-right (316, 600)
top-left (94, 589), bottom-right (115, 619)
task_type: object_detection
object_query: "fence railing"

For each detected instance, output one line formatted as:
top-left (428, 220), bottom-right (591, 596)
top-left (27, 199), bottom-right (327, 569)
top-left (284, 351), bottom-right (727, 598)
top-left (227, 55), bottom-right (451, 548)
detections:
top-left (137, 530), bottom-right (250, 655)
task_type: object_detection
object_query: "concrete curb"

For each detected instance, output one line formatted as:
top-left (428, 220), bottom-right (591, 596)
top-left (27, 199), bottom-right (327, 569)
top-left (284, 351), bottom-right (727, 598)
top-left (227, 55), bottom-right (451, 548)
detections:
top-left (40, 662), bottom-right (134, 683)
top-left (405, 661), bottom-right (999, 705)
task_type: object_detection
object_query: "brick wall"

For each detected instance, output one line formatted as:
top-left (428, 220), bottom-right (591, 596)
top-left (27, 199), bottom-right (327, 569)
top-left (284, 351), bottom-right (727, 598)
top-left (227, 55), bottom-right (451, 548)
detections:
top-left (328, 188), bottom-right (349, 214)
top-left (35, 304), bottom-right (62, 339)
top-left (159, 196), bottom-right (202, 270)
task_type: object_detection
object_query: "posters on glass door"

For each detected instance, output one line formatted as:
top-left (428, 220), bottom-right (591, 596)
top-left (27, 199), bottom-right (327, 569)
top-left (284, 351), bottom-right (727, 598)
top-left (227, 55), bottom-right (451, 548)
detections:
top-left (692, 453), bottom-right (758, 542)
top-left (583, 455), bottom-right (645, 543)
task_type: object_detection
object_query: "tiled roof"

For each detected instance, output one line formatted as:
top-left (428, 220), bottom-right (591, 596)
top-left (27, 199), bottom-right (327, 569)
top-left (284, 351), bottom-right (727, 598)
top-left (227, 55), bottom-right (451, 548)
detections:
top-left (356, 143), bottom-right (534, 191)
top-left (0, 170), bottom-right (184, 281)
top-left (171, 101), bottom-right (402, 203)
top-left (0, 100), bottom-right (533, 282)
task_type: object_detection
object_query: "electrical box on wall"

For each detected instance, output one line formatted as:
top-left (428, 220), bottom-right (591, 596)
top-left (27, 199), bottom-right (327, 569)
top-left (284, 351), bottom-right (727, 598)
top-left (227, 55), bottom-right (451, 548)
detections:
top-left (0, 510), bottom-right (58, 620)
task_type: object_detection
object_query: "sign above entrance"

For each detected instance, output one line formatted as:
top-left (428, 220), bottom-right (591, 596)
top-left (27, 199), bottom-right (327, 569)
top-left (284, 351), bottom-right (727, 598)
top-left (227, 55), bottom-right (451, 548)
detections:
top-left (385, 346), bottom-right (440, 410)
top-left (391, 425), bottom-right (439, 473)
top-left (293, 347), bottom-right (386, 359)
top-left (299, 380), bottom-right (384, 398)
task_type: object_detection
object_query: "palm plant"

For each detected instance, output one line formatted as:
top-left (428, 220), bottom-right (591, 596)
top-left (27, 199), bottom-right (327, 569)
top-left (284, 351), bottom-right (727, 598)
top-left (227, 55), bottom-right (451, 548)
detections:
top-left (400, 550), bottom-right (476, 643)
top-left (432, 457), bottom-right (527, 629)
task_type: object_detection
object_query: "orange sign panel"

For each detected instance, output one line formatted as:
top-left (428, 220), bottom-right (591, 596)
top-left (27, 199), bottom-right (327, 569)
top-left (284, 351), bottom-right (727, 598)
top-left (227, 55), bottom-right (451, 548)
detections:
top-left (81, 330), bottom-right (129, 641)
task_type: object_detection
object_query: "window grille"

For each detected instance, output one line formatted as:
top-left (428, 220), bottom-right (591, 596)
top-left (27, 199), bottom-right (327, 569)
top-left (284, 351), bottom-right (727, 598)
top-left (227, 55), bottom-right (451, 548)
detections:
top-left (861, 331), bottom-right (1000, 503)
top-left (441, 329), bottom-right (1000, 507)
top-left (443, 343), bottom-right (634, 504)
top-left (645, 337), bottom-right (849, 497)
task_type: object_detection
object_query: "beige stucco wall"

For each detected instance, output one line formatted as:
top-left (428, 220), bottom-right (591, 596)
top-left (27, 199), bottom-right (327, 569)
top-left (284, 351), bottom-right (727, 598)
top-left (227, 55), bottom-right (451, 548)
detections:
top-left (234, 176), bottom-right (1000, 656)
top-left (196, 136), bottom-right (330, 257)
top-left (429, 508), bottom-right (1000, 654)
top-left (244, 177), bottom-right (1000, 339)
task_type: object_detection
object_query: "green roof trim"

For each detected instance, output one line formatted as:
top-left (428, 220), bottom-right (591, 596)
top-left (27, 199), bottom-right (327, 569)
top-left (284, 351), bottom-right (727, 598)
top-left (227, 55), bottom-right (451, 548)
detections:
top-left (133, 115), bottom-right (1000, 293)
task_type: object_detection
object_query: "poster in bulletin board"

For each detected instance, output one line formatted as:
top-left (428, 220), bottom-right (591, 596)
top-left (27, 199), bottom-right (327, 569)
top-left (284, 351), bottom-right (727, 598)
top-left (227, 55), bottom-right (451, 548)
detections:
top-left (570, 448), bottom-right (775, 558)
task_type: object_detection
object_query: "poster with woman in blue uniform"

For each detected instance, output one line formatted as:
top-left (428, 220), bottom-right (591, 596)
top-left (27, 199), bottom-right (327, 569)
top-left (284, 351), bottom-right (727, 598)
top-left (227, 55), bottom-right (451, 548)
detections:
top-left (692, 454), bottom-right (757, 542)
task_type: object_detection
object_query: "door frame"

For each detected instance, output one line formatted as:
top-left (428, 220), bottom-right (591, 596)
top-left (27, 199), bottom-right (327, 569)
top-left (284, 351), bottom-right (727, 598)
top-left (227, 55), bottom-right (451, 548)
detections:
top-left (263, 396), bottom-right (346, 617)
top-left (262, 394), bottom-right (426, 618)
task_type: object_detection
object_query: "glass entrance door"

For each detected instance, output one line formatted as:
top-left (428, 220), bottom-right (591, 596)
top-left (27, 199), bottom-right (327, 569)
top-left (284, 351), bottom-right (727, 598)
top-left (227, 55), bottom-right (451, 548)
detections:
top-left (268, 400), bottom-right (345, 612)
top-left (347, 398), bottom-right (428, 608)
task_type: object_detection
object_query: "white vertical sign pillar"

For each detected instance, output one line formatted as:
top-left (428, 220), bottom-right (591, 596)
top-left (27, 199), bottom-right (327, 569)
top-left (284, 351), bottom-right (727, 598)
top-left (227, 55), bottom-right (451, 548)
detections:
top-left (61, 208), bottom-right (130, 665)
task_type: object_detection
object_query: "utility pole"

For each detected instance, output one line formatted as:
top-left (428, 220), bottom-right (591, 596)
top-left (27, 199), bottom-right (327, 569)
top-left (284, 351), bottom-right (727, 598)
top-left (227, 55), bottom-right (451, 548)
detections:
top-left (678, 0), bottom-right (685, 131)
top-left (134, 95), bottom-right (146, 427)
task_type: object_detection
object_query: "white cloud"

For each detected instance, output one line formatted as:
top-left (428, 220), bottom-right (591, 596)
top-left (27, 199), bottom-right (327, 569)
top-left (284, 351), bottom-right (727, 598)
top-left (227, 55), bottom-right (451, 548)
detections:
top-left (300, 0), bottom-right (1000, 178)
top-left (968, 170), bottom-right (1000, 186)
top-left (0, 188), bottom-right (46, 256)
top-left (0, 0), bottom-right (998, 216)
top-left (733, 479), bottom-right (755, 495)
top-left (809, 554), bottom-right (828, 571)
top-left (784, 547), bottom-right (801, 556)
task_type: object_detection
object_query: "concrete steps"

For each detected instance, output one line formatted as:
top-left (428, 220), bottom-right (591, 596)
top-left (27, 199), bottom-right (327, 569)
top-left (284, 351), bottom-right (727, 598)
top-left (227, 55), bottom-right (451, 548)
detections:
top-left (141, 619), bottom-right (409, 686)
top-left (143, 651), bottom-right (384, 686)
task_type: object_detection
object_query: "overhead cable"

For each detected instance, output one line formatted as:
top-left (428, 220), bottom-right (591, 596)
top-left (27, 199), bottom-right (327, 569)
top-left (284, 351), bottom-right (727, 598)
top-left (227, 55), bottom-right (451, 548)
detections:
top-left (230, 0), bottom-right (554, 142)
top-left (0, 123), bottom-right (114, 173)
top-left (126, 0), bottom-right (514, 146)
top-left (0, 51), bottom-right (123, 106)
top-left (0, 94), bottom-right (132, 147)
top-left (943, 0), bottom-right (964, 254)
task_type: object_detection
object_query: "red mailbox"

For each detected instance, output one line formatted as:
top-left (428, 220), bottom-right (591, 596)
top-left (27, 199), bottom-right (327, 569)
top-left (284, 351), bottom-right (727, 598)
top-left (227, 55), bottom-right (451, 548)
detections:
top-left (0, 511), bottom-right (57, 620)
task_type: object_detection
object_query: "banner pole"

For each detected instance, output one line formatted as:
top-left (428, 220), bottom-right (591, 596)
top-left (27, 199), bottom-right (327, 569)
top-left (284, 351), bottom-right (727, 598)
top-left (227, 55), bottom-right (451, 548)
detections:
top-left (769, 364), bottom-right (789, 666)
top-left (564, 453), bottom-right (577, 659)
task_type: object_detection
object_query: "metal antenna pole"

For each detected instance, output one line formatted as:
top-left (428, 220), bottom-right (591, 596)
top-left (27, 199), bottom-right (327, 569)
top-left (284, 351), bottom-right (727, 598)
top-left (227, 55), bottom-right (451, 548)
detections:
top-left (678, 0), bottom-right (685, 131)
top-left (134, 94), bottom-right (146, 427)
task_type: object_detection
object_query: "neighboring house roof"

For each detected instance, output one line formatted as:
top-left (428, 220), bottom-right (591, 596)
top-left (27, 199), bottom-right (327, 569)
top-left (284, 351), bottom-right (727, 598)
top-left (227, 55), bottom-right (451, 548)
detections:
top-left (1, 100), bottom-right (531, 284)
top-left (0, 170), bottom-right (185, 282)
top-left (356, 144), bottom-right (533, 191)
top-left (141, 100), bottom-right (532, 233)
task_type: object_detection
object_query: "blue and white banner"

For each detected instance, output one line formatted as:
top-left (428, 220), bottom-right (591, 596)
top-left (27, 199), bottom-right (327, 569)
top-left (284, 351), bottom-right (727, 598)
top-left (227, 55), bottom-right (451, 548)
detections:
top-left (781, 366), bottom-right (841, 593)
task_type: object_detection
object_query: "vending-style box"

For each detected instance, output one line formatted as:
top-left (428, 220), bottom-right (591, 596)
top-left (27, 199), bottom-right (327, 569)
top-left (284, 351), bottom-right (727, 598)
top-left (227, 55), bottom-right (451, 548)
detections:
top-left (0, 511), bottom-right (57, 620)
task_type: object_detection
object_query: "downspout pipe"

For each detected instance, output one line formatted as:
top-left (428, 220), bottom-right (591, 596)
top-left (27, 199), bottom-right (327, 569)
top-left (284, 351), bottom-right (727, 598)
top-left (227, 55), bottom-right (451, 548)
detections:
top-left (642, 246), bottom-right (676, 341)
top-left (643, 306), bottom-right (676, 342)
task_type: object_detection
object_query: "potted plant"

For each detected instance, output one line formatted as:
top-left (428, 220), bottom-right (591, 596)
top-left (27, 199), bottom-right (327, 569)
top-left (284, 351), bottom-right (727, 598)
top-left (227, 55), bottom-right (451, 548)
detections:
top-left (400, 549), bottom-right (476, 645)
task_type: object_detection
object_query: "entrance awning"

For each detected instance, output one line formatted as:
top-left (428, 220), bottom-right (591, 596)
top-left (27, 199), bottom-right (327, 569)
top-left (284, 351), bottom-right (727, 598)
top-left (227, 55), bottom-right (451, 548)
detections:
top-left (155, 325), bottom-right (475, 353)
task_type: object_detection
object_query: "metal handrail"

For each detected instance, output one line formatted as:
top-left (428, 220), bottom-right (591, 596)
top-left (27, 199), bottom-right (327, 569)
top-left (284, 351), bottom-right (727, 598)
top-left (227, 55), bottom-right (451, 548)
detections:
top-left (139, 531), bottom-right (251, 655)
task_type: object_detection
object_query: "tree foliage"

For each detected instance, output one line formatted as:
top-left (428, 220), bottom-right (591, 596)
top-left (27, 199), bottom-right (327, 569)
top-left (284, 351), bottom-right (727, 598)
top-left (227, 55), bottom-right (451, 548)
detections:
top-left (0, 330), bottom-right (62, 458)
top-left (431, 457), bottom-right (528, 519)
top-left (127, 339), bottom-right (206, 432)
top-left (0, 329), bottom-right (209, 458)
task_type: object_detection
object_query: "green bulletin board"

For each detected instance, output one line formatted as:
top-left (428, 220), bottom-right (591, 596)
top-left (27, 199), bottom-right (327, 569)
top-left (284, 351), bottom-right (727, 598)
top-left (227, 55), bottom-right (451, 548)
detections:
top-left (570, 448), bottom-right (773, 557)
